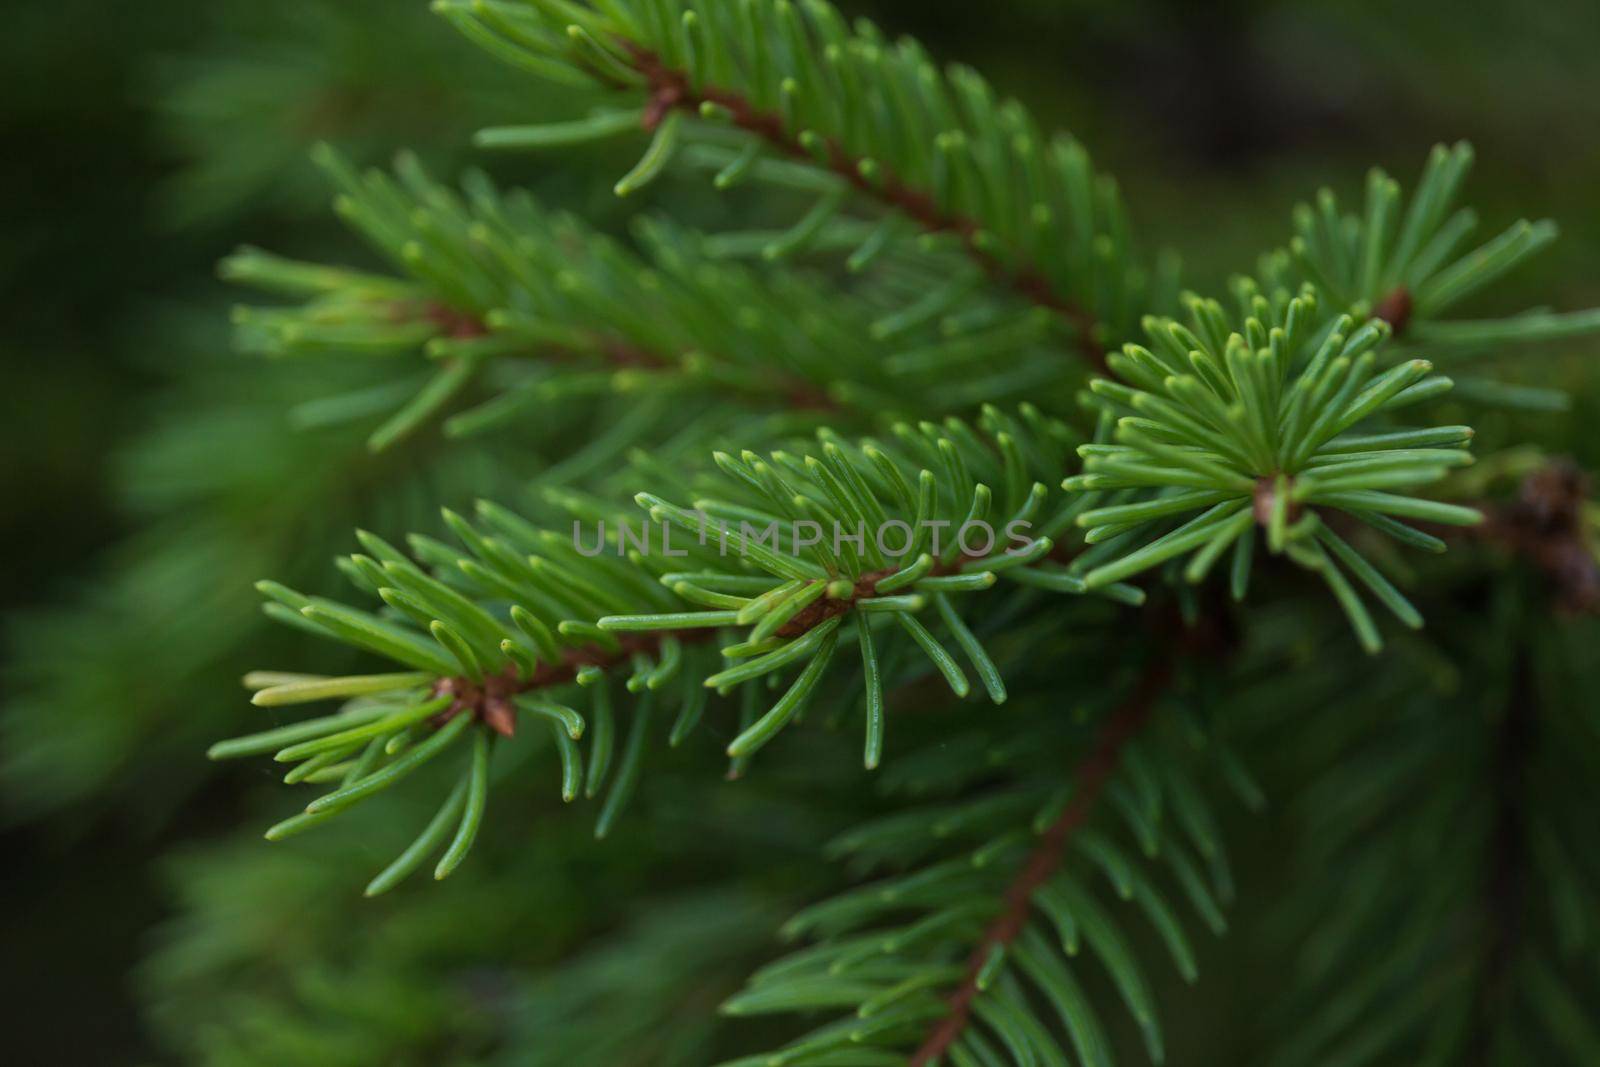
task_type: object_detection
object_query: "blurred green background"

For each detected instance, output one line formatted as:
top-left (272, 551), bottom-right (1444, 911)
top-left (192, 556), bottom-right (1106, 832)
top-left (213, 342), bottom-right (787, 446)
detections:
top-left (3, 1), bottom-right (1596, 1062)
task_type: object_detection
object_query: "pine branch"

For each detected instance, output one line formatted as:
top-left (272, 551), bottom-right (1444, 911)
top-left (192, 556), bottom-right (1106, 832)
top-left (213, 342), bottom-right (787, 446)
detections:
top-left (227, 148), bottom-right (1070, 453)
top-left (718, 649), bottom-right (1249, 1066)
top-left (618, 39), bottom-right (1109, 368)
top-left (223, 149), bottom-right (855, 450)
top-left (910, 659), bottom-right (1172, 1065)
top-left (1263, 142), bottom-right (1600, 383)
top-left (157, 9), bottom-right (1600, 1060)
top-left (1066, 282), bottom-right (1482, 650)
top-left (445, 0), bottom-right (1160, 366)
top-left (208, 410), bottom-right (1142, 888)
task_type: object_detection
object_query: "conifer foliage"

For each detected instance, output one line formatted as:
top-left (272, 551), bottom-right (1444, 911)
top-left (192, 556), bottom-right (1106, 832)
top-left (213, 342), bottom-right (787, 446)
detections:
top-left (22, 0), bottom-right (1600, 1063)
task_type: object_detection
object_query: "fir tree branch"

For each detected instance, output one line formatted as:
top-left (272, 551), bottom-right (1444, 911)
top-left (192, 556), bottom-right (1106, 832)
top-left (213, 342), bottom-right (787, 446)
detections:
top-left (227, 148), bottom-right (1092, 452)
top-left (618, 40), bottom-right (1108, 368)
top-left (211, 410), bottom-right (1139, 884)
top-left (444, 1), bottom-right (1160, 369)
top-left (1264, 142), bottom-right (1600, 360)
top-left (414, 294), bottom-right (838, 414)
top-left (910, 659), bottom-right (1173, 1065)
top-left (1068, 283), bottom-right (1482, 650)
top-left (720, 630), bottom-right (1242, 1064)
top-left (225, 153), bottom-right (867, 451)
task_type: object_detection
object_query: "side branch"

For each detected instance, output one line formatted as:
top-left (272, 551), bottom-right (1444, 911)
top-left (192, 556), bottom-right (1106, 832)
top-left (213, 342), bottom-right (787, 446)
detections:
top-left (910, 661), bottom-right (1174, 1064)
top-left (622, 44), bottom-right (1107, 370)
top-left (415, 298), bottom-right (834, 411)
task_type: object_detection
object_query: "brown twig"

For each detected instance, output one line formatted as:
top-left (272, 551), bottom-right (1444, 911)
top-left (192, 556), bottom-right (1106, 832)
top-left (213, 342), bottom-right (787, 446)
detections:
top-left (418, 300), bottom-right (490, 339)
top-left (620, 44), bottom-right (1107, 371)
top-left (909, 661), bottom-right (1174, 1065)
top-left (431, 628), bottom-right (719, 737)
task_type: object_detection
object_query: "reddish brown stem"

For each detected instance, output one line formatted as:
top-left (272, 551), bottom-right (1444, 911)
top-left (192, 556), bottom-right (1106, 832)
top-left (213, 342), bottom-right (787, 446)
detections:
top-left (419, 300), bottom-right (491, 339)
top-left (432, 627), bottom-right (719, 736)
top-left (909, 661), bottom-right (1173, 1065)
top-left (621, 45), bottom-right (1107, 371)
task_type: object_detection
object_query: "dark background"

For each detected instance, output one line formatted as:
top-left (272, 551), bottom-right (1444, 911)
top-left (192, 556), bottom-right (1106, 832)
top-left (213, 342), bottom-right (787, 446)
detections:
top-left (3, 1), bottom-right (1596, 1061)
